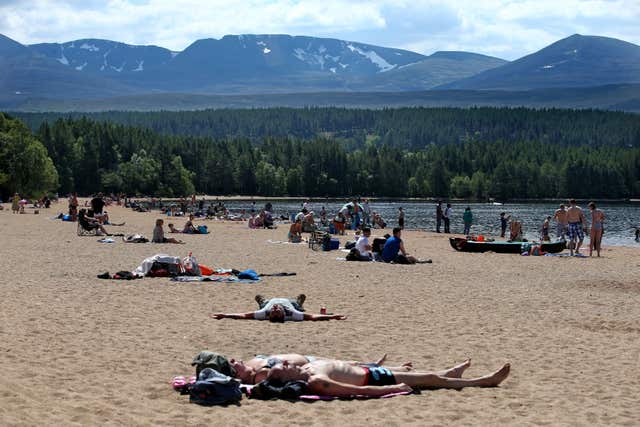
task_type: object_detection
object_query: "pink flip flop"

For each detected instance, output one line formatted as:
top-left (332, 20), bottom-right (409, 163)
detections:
top-left (172, 376), bottom-right (187, 391)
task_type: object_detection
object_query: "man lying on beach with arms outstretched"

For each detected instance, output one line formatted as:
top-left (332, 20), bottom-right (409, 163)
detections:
top-left (269, 359), bottom-right (510, 397)
top-left (210, 295), bottom-right (347, 322)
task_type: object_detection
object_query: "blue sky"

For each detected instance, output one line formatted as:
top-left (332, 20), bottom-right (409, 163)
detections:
top-left (0, 0), bottom-right (638, 60)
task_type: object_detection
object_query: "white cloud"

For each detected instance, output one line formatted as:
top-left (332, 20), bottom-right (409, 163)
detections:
top-left (0, 0), bottom-right (638, 59)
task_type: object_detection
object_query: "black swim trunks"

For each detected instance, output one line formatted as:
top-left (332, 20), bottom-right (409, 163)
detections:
top-left (361, 365), bottom-right (396, 386)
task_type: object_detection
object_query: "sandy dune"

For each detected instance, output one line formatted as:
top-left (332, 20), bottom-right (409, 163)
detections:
top-left (0, 202), bottom-right (638, 426)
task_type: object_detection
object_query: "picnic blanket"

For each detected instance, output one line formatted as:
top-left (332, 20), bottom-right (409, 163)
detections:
top-left (171, 276), bottom-right (260, 283)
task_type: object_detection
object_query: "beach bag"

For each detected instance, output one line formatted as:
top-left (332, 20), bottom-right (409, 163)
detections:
top-left (148, 261), bottom-right (182, 277)
top-left (237, 269), bottom-right (259, 280)
top-left (189, 368), bottom-right (242, 406)
top-left (249, 379), bottom-right (308, 400)
top-left (182, 253), bottom-right (202, 276)
top-left (197, 225), bottom-right (208, 234)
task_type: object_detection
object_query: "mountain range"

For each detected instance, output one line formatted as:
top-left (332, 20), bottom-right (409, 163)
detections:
top-left (1, 32), bottom-right (639, 111)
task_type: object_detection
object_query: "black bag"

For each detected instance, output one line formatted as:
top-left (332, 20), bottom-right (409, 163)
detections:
top-left (147, 261), bottom-right (182, 277)
top-left (249, 379), bottom-right (308, 400)
top-left (189, 368), bottom-right (242, 406)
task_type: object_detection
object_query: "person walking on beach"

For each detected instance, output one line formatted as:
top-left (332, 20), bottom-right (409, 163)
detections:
top-left (553, 204), bottom-right (568, 240)
top-left (566, 199), bottom-right (586, 256)
top-left (436, 201), bottom-right (443, 233)
top-left (268, 359), bottom-right (510, 397)
top-left (588, 202), bottom-right (605, 257)
top-left (398, 207), bottom-right (405, 230)
top-left (443, 203), bottom-right (452, 233)
top-left (463, 207), bottom-right (473, 235)
top-left (500, 212), bottom-right (510, 238)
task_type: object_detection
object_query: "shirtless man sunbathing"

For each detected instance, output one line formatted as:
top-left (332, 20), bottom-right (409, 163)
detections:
top-left (231, 353), bottom-right (411, 384)
top-left (268, 359), bottom-right (510, 397)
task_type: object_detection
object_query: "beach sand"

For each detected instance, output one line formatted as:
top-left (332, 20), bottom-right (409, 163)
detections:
top-left (0, 202), bottom-right (638, 426)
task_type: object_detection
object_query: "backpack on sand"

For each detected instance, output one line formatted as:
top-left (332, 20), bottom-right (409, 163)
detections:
top-left (188, 368), bottom-right (242, 406)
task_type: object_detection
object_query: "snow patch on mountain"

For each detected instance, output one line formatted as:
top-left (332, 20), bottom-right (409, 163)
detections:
top-left (170, 51), bottom-right (179, 58)
top-left (110, 63), bottom-right (124, 72)
top-left (263, 47), bottom-right (271, 54)
top-left (80, 43), bottom-right (100, 52)
top-left (75, 62), bottom-right (88, 71)
top-left (57, 46), bottom-right (69, 65)
top-left (346, 44), bottom-right (396, 72)
top-left (330, 67), bottom-right (336, 73)
top-left (133, 60), bottom-right (144, 71)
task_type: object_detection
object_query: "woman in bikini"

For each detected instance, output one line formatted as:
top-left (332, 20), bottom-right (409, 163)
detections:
top-left (588, 202), bottom-right (605, 257)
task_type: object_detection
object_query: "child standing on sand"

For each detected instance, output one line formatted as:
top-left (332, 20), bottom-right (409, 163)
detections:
top-left (398, 207), bottom-right (405, 229)
top-left (11, 193), bottom-right (20, 214)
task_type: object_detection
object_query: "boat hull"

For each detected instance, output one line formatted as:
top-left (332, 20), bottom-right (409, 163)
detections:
top-left (449, 238), bottom-right (566, 254)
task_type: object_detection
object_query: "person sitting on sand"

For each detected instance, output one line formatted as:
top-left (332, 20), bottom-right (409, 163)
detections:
top-left (168, 223), bottom-right (181, 233)
top-left (372, 211), bottom-right (387, 229)
top-left (268, 358), bottom-right (510, 397)
top-left (352, 227), bottom-right (373, 260)
top-left (78, 209), bottom-right (110, 235)
top-left (381, 227), bottom-right (428, 264)
top-left (152, 219), bottom-right (183, 244)
top-left (182, 214), bottom-right (199, 234)
top-left (229, 353), bottom-right (412, 385)
top-left (210, 295), bottom-right (347, 322)
top-left (288, 218), bottom-right (303, 243)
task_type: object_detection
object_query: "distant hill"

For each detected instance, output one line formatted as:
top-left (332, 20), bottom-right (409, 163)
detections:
top-left (439, 34), bottom-right (640, 90)
top-left (0, 33), bottom-right (506, 101)
top-left (2, 32), bottom-right (640, 110)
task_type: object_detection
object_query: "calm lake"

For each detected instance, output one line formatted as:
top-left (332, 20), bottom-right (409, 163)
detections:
top-left (218, 200), bottom-right (640, 246)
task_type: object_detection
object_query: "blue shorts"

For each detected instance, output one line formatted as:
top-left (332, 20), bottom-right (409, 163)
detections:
top-left (567, 222), bottom-right (584, 240)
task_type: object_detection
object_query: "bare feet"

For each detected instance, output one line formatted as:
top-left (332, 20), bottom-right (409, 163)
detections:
top-left (443, 359), bottom-right (471, 378)
top-left (480, 363), bottom-right (510, 387)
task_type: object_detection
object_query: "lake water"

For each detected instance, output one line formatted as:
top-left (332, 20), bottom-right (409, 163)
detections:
top-left (218, 200), bottom-right (640, 247)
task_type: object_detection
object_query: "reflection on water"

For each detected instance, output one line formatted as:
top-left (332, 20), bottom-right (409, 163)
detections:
top-left (219, 200), bottom-right (640, 246)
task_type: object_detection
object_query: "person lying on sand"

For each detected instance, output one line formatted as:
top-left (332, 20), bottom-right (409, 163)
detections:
top-left (268, 358), bottom-right (510, 397)
top-left (210, 295), bottom-right (346, 322)
top-left (231, 353), bottom-right (412, 384)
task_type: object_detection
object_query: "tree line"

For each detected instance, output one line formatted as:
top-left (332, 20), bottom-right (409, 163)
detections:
top-left (16, 106), bottom-right (640, 149)
top-left (1, 111), bottom-right (637, 200)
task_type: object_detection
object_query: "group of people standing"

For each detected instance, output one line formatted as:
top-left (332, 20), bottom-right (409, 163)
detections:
top-left (552, 200), bottom-right (606, 256)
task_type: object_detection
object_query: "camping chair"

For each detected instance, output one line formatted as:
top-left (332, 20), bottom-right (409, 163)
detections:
top-left (77, 209), bottom-right (100, 236)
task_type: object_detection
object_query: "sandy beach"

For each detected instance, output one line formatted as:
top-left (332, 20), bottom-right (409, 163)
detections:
top-left (0, 202), bottom-right (638, 426)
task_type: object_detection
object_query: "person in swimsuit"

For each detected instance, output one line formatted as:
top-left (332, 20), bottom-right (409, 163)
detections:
top-left (268, 358), bottom-right (510, 397)
top-left (229, 354), bottom-right (411, 384)
top-left (210, 296), bottom-right (347, 322)
top-left (566, 199), bottom-right (586, 256)
top-left (588, 202), bottom-right (605, 257)
top-left (553, 204), bottom-right (568, 240)
top-left (541, 216), bottom-right (551, 241)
